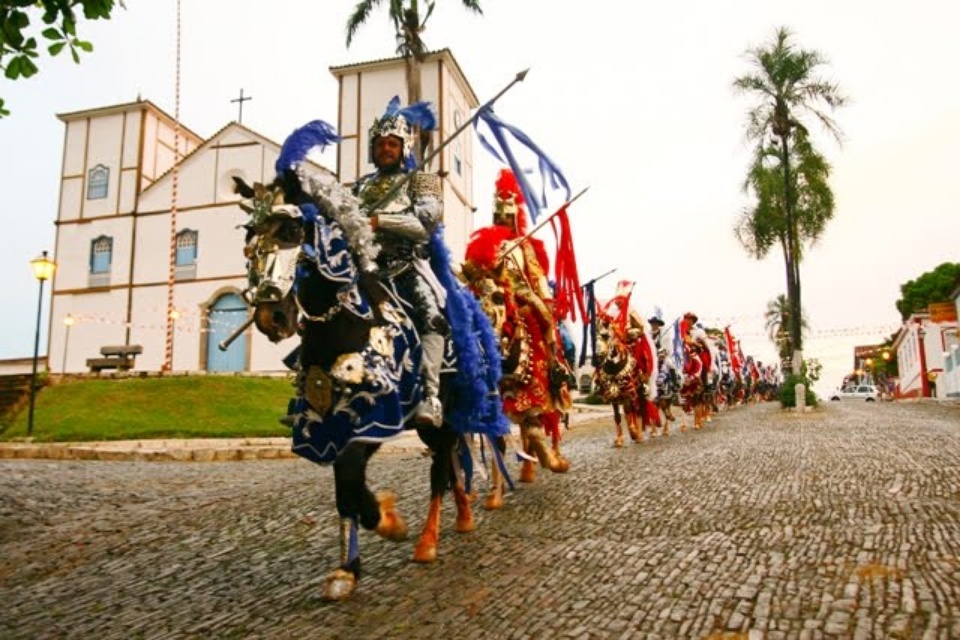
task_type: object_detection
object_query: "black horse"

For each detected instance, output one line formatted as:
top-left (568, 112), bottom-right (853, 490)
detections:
top-left (233, 161), bottom-right (507, 600)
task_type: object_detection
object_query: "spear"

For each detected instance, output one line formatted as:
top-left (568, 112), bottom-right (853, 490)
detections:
top-left (495, 186), bottom-right (589, 264)
top-left (218, 315), bottom-right (256, 351)
top-left (580, 267), bottom-right (617, 290)
top-left (366, 68), bottom-right (530, 214)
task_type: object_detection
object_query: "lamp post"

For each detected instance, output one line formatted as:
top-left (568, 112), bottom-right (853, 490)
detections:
top-left (62, 314), bottom-right (75, 374)
top-left (28, 251), bottom-right (57, 437)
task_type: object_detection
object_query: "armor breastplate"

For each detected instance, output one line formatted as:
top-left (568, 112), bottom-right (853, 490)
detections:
top-left (355, 172), bottom-right (418, 271)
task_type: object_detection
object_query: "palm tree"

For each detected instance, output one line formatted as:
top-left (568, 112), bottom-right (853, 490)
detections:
top-left (733, 27), bottom-right (845, 373)
top-left (345, 0), bottom-right (483, 161)
top-left (764, 294), bottom-right (808, 362)
top-left (735, 127), bottom-right (835, 271)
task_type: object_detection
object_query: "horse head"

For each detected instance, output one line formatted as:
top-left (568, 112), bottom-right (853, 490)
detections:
top-left (234, 176), bottom-right (302, 342)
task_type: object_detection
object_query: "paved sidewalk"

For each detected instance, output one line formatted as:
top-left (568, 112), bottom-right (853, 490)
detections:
top-left (0, 402), bottom-right (612, 462)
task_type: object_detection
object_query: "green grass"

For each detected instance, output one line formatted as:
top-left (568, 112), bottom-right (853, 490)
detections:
top-left (1, 375), bottom-right (297, 442)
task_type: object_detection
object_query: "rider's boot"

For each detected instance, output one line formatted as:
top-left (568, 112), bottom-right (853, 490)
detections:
top-left (414, 334), bottom-right (444, 427)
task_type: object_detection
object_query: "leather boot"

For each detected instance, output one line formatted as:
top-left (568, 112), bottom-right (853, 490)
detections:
top-left (414, 334), bottom-right (444, 427)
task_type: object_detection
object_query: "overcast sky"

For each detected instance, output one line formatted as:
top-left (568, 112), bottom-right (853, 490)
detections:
top-left (2, 0), bottom-right (958, 396)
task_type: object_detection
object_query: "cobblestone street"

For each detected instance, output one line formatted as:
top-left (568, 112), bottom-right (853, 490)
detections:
top-left (2, 400), bottom-right (960, 639)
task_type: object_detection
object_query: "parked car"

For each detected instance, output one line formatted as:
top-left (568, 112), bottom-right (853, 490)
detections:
top-left (830, 384), bottom-right (879, 402)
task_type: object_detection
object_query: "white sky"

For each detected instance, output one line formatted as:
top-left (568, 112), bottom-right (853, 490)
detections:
top-left (2, 0), bottom-right (958, 397)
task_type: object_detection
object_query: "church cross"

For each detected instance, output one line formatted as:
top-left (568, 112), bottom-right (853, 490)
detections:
top-left (231, 88), bottom-right (253, 124)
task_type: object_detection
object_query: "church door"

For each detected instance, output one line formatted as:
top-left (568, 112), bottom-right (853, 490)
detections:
top-left (206, 293), bottom-right (248, 372)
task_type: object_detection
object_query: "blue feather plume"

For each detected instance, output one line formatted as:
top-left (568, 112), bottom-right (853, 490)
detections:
top-left (397, 100), bottom-right (437, 132)
top-left (380, 95), bottom-right (438, 132)
top-left (428, 228), bottom-right (509, 437)
top-left (275, 119), bottom-right (340, 174)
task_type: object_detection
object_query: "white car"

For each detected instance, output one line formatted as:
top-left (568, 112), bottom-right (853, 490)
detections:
top-left (830, 384), bottom-right (879, 402)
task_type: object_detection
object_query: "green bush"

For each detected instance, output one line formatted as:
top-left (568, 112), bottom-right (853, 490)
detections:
top-left (780, 374), bottom-right (818, 408)
top-left (581, 393), bottom-right (606, 405)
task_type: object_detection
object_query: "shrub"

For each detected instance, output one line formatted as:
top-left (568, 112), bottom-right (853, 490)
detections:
top-left (780, 373), bottom-right (818, 408)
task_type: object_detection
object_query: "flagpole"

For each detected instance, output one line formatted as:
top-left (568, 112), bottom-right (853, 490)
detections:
top-left (580, 267), bottom-right (617, 290)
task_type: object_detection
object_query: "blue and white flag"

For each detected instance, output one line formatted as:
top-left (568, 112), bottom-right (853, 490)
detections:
top-left (474, 106), bottom-right (570, 224)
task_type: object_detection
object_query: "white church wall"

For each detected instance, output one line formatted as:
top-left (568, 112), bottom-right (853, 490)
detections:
top-left (83, 113), bottom-right (125, 218)
top-left (59, 177), bottom-right (83, 221)
top-left (55, 217), bottom-right (134, 291)
top-left (49, 290), bottom-right (131, 373)
top-left (62, 120), bottom-right (86, 177)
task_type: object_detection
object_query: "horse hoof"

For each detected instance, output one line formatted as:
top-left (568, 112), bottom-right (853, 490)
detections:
top-left (374, 491), bottom-right (408, 542)
top-left (484, 494), bottom-right (504, 510)
top-left (519, 460), bottom-right (536, 483)
top-left (321, 568), bottom-right (356, 601)
top-left (614, 436), bottom-right (624, 448)
top-left (412, 542), bottom-right (437, 564)
top-left (455, 514), bottom-right (475, 532)
top-left (550, 457), bottom-right (571, 473)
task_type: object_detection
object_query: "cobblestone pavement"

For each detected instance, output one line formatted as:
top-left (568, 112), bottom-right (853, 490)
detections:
top-left (2, 400), bottom-right (959, 639)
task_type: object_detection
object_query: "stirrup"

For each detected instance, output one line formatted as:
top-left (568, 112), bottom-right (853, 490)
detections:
top-left (413, 396), bottom-right (442, 427)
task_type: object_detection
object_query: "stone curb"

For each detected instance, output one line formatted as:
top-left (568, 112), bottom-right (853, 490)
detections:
top-left (0, 404), bottom-right (612, 462)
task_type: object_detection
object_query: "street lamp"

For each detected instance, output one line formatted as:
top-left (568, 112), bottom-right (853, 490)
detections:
top-left (62, 314), bottom-right (75, 374)
top-left (28, 251), bottom-right (57, 437)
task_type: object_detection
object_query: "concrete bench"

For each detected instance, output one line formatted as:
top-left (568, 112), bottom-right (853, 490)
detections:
top-left (87, 345), bottom-right (143, 373)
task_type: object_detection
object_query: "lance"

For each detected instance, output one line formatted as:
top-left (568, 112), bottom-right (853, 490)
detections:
top-left (495, 186), bottom-right (589, 264)
top-left (580, 267), bottom-right (617, 290)
top-left (218, 315), bottom-right (256, 351)
top-left (366, 68), bottom-right (530, 214)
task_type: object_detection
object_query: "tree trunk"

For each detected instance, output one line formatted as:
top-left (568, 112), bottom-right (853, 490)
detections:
top-left (779, 130), bottom-right (802, 375)
top-left (404, 54), bottom-right (429, 166)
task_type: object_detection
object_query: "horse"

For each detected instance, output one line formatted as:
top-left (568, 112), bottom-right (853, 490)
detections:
top-left (460, 264), bottom-right (572, 511)
top-left (592, 317), bottom-right (648, 447)
top-left (233, 162), bottom-right (507, 601)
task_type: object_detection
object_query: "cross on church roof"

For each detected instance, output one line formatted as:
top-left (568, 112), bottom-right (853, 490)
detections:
top-left (230, 88), bottom-right (252, 124)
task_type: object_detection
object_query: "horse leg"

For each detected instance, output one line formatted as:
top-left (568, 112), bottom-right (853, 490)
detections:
top-left (412, 426), bottom-right (454, 564)
top-left (485, 436), bottom-right (507, 509)
top-left (333, 442), bottom-right (407, 542)
top-left (323, 442), bottom-right (402, 601)
top-left (522, 418), bottom-right (568, 475)
top-left (322, 517), bottom-right (360, 601)
top-left (612, 403), bottom-right (624, 448)
top-left (543, 411), bottom-right (570, 472)
top-left (453, 482), bottom-right (474, 533)
top-left (413, 494), bottom-right (442, 564)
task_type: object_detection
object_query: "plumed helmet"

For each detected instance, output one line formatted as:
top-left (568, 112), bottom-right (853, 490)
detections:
top-left (368, 96), bottom-right (437, 170)
top-left (493, 168), bottom-right (528, 234)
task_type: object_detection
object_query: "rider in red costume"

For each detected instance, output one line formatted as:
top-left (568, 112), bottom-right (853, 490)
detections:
top-left (462, 169), bottom-right (572, 480)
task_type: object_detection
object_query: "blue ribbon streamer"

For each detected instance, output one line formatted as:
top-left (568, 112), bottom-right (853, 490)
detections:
top-left (474, 106), bottom-right (571, 224)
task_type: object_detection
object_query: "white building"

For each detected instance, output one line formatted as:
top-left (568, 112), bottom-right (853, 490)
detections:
top-left (938, 289), bottom-right (960, 398)
top-left (892, 311), bottom-right (959, 398)
top-left (330, 48), bottom-right (479, 256)
top-left (44, 49), bottom-right (479, 375)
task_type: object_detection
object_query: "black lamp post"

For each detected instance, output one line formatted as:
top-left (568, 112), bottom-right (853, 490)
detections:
top-left (28, 250), bottom-right (56, 437)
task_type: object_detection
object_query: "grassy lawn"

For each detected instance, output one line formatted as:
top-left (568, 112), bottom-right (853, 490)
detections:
top-left (1, 375), bottom-right (296, 442)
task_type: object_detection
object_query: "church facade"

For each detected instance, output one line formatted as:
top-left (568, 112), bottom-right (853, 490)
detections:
top-left (44, 49), bottom-right (479, 375)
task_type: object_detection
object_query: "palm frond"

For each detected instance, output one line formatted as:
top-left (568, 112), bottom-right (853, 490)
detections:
top-left (345, 0), bottom-right (385, 47)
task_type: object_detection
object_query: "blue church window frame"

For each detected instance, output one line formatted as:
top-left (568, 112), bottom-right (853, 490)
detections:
top-left (176, 229), bottom-right (198, 265)
top-left (87, 164), bottom-right (109, 200)
top-left (90, 236), bottom-right (112, 273)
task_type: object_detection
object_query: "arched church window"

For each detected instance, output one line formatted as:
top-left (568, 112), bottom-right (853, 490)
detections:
top-left (87, 164), bottom-right (109, 200)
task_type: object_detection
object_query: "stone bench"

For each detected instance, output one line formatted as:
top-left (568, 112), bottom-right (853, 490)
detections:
top-left (87, 345), bottom-right (143, 373)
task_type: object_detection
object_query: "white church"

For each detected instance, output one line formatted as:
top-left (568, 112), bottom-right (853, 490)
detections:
top-left (45, 49), bottom-right (480, 375)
